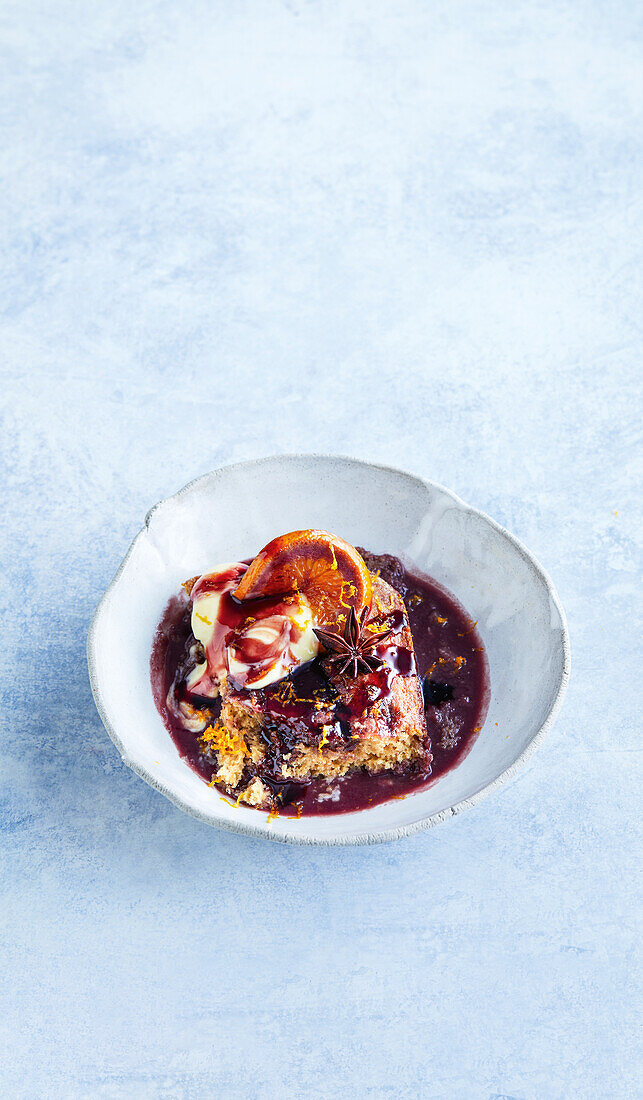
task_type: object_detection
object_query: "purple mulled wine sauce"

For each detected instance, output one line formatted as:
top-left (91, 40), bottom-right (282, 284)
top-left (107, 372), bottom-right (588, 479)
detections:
top-left (150, 551), bottom-right (489, 817)
top-left (150, 595), bottom-right (221, 785)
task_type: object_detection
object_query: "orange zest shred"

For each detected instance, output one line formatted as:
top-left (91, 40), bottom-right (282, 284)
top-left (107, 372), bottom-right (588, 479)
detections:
top-left (425, 655), bottom-right (467, 677)
top-left (200, 720), bottom-right (249, 759)
top-left (267, 806), bottom-right (280, 822)
top-left (365, 619), bottom-right (393, 638)
top-left (217, 793), bottom-right (242, 809)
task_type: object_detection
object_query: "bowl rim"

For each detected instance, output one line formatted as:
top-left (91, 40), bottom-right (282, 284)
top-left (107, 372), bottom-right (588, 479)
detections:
top-left (86, 453), bottom-right (571, 846)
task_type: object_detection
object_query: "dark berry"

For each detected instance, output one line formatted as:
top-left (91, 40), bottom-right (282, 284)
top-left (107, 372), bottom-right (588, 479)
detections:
top-left (423, 679), bottom-right (454, 706)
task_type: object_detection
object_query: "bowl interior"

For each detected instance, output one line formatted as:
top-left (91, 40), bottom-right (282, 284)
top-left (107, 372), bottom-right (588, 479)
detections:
top-left (88, 456), bottom-right (569, 843)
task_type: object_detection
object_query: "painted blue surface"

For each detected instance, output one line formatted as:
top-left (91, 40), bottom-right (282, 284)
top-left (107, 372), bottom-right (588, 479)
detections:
top-left (1, 2), bottom-right (640, 1097)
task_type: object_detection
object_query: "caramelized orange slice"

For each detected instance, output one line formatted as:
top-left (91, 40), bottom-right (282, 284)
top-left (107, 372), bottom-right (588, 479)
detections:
top-left (233, 530), bottom-right (372, 628)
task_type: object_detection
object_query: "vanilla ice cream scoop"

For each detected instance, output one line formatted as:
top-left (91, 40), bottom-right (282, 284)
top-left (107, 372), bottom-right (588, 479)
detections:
top-left (186, 563), bottom-right (320, 695)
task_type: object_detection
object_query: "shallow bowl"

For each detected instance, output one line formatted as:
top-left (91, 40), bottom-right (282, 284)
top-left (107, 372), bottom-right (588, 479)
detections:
top-left (87, 455), bottom-right (570, 844)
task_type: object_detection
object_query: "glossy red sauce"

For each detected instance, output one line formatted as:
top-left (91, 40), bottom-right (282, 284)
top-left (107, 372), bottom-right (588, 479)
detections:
top-left (150, 551), bottom-right (489, 816)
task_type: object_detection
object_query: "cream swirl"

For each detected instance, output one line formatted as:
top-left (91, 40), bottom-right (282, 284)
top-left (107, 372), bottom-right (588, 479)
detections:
top-left (186, 563), bottom-right (320, 694)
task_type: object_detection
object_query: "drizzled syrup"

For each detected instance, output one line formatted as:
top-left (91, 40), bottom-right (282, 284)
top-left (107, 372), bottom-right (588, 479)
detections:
top-left (189, 563), bottom-right (317, 693)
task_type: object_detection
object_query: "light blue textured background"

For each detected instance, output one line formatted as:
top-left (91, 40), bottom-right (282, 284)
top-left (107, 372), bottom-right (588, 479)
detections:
top-left (1, 2), bottom-right (641, 1098)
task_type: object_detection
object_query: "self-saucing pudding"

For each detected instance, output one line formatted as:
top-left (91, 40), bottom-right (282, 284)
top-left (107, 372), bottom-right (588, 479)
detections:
top-left (151, 530), bottom-right (489, 817)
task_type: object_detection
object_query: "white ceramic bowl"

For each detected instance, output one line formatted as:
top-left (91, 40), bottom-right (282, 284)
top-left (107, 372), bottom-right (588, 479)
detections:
top-left (87, 456), bottom-right (570, 845)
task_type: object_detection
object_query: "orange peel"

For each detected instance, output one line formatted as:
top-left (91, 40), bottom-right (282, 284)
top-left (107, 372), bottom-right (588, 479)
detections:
top-left (233, 529), bottom-right (372, 629)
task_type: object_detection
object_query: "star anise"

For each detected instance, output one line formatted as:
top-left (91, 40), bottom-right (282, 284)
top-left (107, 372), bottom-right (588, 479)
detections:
top-left (313, 605), bottom-right (395, 679)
